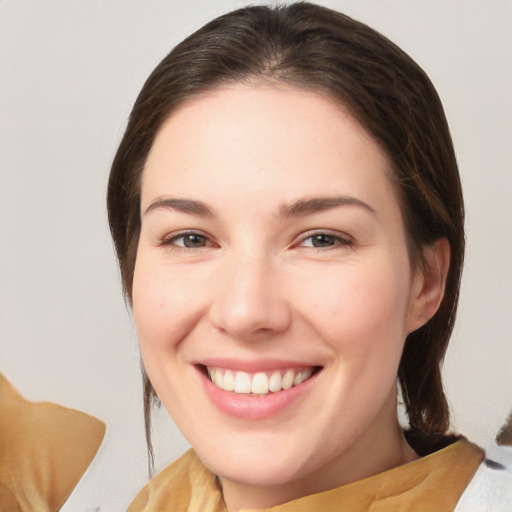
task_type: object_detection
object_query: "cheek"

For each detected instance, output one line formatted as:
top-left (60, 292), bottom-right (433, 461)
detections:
top-left (132, 259), bottom-right (204, 351)
top-left (295, 260), bottom-right (412, 356)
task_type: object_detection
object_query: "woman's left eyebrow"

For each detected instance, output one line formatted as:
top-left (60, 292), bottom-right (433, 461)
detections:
top-left (277, 196), bottom-right (376, 217)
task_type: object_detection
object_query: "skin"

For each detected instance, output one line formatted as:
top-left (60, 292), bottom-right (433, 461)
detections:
top-left (133, 84), bottom-right (449, 511)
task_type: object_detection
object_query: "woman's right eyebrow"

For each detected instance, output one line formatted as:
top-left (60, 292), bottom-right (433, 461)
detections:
top-left (143, 197), bottom-right (216, 217)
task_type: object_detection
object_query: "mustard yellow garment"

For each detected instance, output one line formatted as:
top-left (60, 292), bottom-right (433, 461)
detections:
top-left (128, 440), bottom-right (483, 512)
top-left (0, 375), bottom-right (105, 512)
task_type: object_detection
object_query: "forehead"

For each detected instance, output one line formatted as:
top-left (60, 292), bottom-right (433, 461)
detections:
top-left (141, 84), bottom-right (398, 217)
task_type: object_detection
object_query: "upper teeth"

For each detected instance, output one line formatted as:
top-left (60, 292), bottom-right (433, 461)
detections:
top-left (207, 367), bottom-right (314, 395)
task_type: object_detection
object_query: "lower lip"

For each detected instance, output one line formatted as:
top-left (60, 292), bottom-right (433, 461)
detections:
top-left (197, 366), bottom-right (319, 421)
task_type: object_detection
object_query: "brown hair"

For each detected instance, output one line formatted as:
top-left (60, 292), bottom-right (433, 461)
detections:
top-left (107, 2), bottom-right (464, 465)
top-left (496, 412), bottom-right (512, 446)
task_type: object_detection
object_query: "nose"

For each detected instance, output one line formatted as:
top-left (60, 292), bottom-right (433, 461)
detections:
top-left (209, 250), bottom-right (292, 341)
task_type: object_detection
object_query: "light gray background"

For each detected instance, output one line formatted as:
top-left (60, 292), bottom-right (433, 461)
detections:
top-left (1, 1), bottom-right (511, 510)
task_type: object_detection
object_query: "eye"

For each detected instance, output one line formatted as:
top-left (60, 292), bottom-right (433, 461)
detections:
top-left (161, 231), bottom-right (214, 249)
top-left (297, 231), bottom-right (352, 249)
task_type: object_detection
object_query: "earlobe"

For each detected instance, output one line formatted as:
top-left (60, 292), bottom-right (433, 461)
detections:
top-left (407, 238), bottom-right (451, 333)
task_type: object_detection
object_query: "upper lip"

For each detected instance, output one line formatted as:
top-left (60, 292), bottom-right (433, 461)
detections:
top-left (195, 358), bottom-right (321, 373)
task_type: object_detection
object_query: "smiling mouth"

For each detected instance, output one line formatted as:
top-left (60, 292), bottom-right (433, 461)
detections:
top-left (202, 365), bottom-right (321, 395)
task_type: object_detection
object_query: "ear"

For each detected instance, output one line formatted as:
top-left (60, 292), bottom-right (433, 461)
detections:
top-left (407, 238), bottom-right (451, 334)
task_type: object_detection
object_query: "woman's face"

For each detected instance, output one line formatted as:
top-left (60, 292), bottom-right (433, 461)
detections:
top-left (133, 84), bottom-right (431, 499)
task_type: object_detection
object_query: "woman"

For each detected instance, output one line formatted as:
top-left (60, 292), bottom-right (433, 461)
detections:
top-left (107, 3), bottom-right (511, 510)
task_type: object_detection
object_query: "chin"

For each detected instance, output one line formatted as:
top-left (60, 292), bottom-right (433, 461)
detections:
top-left (194, 431), bottom-right (319, 487)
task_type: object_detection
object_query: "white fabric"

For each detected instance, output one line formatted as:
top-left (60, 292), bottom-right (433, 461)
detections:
top-left (455, 444), bottom-right (512, 511)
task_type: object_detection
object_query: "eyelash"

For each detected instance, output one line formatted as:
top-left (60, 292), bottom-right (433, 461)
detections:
top-left (159, 231), bottom-right (216, 250)
top-left (294, 230), bottom-right (353, 250)
top-left (159, 230), bottom-right (352, 251)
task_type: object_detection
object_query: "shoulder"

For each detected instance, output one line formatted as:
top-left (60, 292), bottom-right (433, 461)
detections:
top-left (127, 449), bottom-right (224, 512)
top-left (127, 450), bottom-right (198, 511)
top-left (455, 444), bottom-right (512, 512)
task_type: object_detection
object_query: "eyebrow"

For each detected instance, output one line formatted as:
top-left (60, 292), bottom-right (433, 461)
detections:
top-left (144, 197), bottom-right (216, 217)
top-left (143, 195), bottom-right (375, 218)
top-left (278, 196), bottom-right (376, 217)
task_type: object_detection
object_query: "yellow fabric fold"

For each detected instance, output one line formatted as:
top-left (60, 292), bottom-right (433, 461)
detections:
top-left (128, 440), bottom-right (483, 512)
top-left (128, 449), bottom-right (225, 512)
top-left (0, 374), bottom-right (106, 512)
